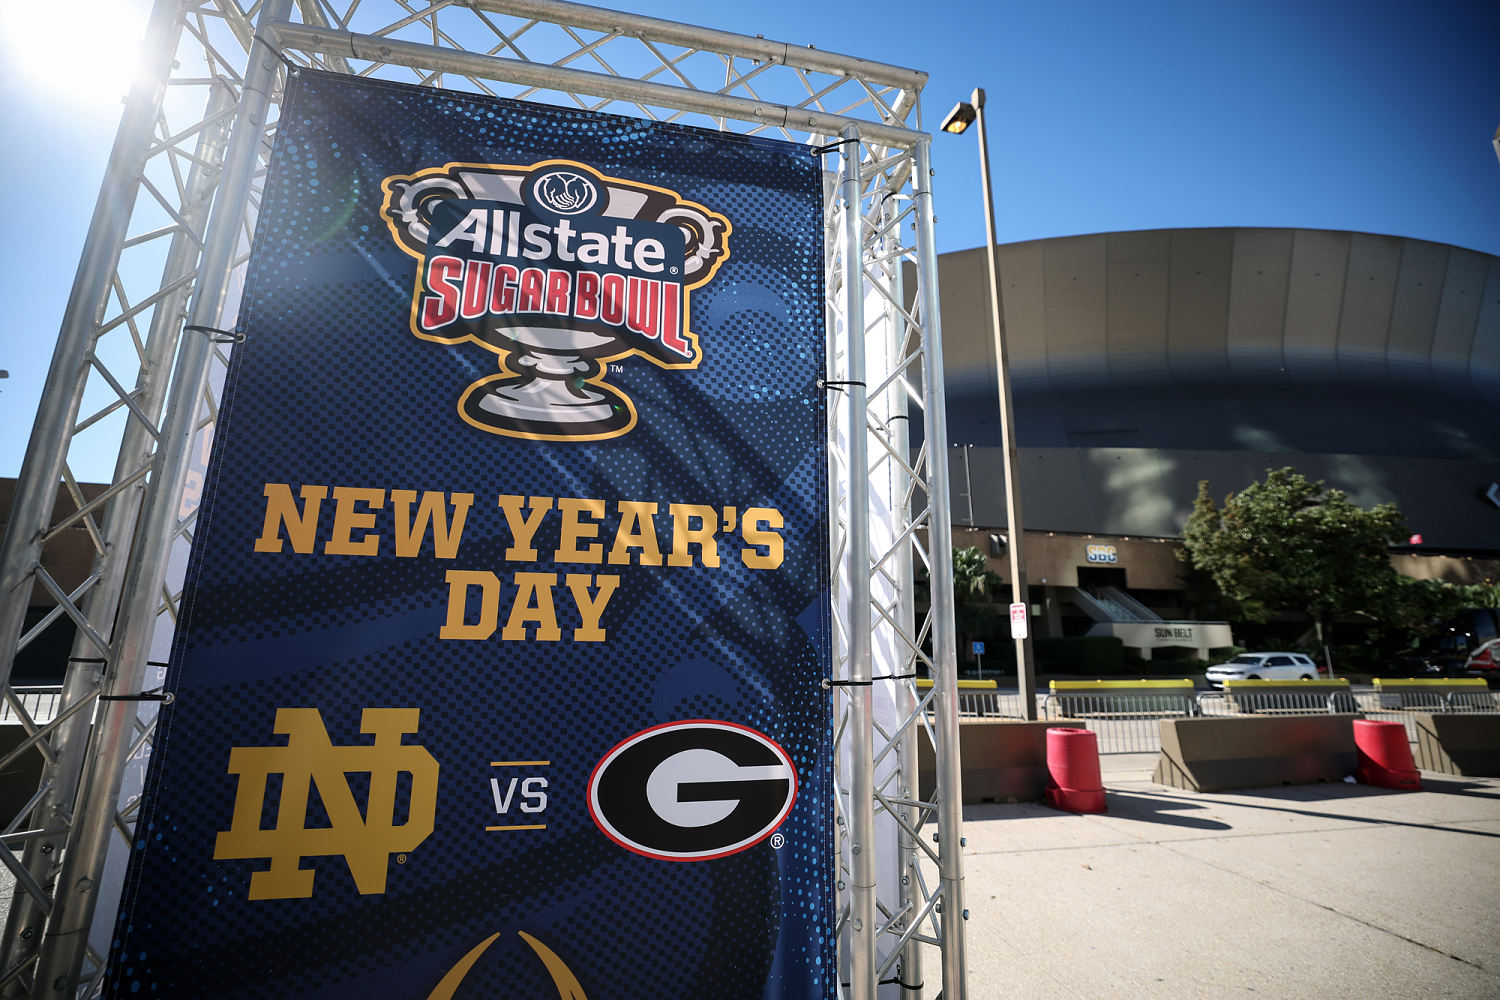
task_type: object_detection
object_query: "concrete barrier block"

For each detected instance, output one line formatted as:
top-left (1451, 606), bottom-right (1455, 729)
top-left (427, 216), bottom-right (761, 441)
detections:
top-left (1412, 713), bottom-right (1500, 777)
top-left (1152, 715), bottom-right (1360, 792)
top-left (917, 719), bottom-right (1078, 803)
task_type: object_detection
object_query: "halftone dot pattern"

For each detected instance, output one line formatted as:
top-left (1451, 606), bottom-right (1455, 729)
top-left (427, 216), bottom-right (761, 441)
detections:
top-left (104, 70), bottom-right (833, 1000)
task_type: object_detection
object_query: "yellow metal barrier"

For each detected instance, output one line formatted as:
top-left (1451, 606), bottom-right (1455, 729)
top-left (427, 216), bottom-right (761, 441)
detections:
top-left (1372, 677), bottom-right (1497, 713)
top-left (915, 678), bottom-right (998, 691)
top-left (1372, 678), bottom-right (1488, 689)
top-left (1043, 679), bottom-right (1199, 753)
top-left (1222, 679), bottom-right (1351, 689)
top-left (1048, 679), bottom-right (1194, 691)
top-left (1217, 678), bottom-right (1356, 714)
top-left (913, 677), bottom-right (1015, 716)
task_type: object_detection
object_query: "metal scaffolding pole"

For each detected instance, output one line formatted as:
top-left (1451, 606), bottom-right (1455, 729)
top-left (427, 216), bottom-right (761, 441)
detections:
top-left (0, 0), bottom-right (186, 724)
top-left (0, 79), bottom-right (237, 995)
top-left (270, 21), bottom-right (922, 149)
top-left (913, 135), bottom-right (968, 1000)
top-left (0, 3), bottom-right (968, 996)
top-left (838, 122), bottom-right (877, 1000)
top-left (28, 4), bottom-right (295, 992)
top-left (879, 186), bottom-right (923, 1000)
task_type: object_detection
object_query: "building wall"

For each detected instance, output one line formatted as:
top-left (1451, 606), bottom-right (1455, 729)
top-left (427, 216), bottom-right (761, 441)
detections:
top-left (953, 525), bottom-right (1186, 591)
top-left (951, 444), bottom-right (1500, 553)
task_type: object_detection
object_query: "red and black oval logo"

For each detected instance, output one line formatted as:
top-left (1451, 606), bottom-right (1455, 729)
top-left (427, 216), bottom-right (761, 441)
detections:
top-left (587, 720), bottom-right (797, 861)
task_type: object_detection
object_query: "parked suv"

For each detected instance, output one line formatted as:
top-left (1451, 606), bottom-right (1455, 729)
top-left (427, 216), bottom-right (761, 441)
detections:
top-left (1205, 652), bottom-right (1319, 688)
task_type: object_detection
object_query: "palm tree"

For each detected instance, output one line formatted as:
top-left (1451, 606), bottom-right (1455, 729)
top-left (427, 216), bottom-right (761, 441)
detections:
top-left (952, 546), bottom-right (1002, 668)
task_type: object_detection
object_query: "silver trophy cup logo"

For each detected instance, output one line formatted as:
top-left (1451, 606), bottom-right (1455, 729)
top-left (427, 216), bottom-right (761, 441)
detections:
top-left (381, 159), bottom-right (729, 441)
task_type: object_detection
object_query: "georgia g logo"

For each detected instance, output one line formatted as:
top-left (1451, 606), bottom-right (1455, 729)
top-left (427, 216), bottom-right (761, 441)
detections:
top-left (587, 720), bottom-right (796, 861)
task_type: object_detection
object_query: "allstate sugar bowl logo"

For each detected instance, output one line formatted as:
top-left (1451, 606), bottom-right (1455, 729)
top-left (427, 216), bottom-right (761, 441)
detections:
top-left (381, 159), bottom-right (730, 441)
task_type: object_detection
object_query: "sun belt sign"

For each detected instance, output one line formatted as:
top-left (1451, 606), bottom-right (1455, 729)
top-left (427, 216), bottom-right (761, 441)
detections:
top-left (382, 158), bottom-right (730, 440)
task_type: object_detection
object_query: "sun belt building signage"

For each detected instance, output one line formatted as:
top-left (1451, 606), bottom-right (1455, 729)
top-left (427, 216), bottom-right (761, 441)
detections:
top-left (106, 71), bottom-right (833, 1000)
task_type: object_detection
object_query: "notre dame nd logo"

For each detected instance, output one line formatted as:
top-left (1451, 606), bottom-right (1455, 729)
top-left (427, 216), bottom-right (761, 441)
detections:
top-left (213, 708), bottom-right (439, 899)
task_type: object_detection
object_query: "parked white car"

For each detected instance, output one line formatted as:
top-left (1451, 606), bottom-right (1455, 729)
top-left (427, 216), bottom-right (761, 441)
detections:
top-left (1205, 652), bottom-right (1319, 688)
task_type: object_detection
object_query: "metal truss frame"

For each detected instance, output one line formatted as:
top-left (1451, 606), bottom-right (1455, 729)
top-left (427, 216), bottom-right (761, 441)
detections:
top-left (0, 2), bottom-right (965, 997)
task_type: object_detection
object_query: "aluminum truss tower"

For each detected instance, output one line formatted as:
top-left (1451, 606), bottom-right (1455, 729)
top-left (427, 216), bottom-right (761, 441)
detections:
top-left (0, 2), bottom-right (966, 997)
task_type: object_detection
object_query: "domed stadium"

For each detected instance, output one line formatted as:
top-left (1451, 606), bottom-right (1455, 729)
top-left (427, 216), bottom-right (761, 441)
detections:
top-left (936, 227), bottom-right (1500, 659)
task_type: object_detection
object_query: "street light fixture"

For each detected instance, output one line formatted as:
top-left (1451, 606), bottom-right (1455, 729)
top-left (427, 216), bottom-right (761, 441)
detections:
top-left (940, 101), bottom-right (976, 134)
top-left (942, 87), bottom-right (1038, 720)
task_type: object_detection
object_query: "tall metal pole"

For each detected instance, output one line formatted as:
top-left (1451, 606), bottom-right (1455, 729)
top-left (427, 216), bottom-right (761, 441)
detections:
top-left (971, 88), bottom-right (1037, 720)
top-left (30, 3), bottom-right (296, 993)
top-left (0, 0), bottom-right (185, 710)
top-left (913, 135), bottom-right (967, 1000)
top-left (838, 123), bottom-right (877, 1000)
top-left (0, 79), bottom-right (237, 994)
top-left (881, 191), bottom-right (922, 1000)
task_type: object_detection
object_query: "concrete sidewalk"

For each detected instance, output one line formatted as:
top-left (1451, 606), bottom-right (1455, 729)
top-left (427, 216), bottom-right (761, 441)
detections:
top-left (943, 761), bottom-right (1500, 999)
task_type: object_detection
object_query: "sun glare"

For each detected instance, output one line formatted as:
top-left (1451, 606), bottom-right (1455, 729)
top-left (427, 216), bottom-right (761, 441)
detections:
top-left (2, 1), bottom-right (149, 109)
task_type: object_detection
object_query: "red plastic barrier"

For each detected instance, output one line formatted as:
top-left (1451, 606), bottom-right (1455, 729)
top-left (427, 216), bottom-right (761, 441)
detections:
top-left (1354, 719), bottom-right (1421, 791)
top-left (1044, 727), bottom-right (1106, 813)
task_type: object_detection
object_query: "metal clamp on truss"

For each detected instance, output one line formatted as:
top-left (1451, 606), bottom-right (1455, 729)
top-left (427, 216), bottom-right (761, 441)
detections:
top-left (813, 137), bottom-right (862, 155)
top-left (824, 672), bottom-right (918, 688)
top-left (98, 689), bottom-right (175, 706)
top-left (184, 324), bottom-right (246, 344)
top-left (98, 662), bottom-right (176, 704)
top-left (252, 32), bottom-right (300, 73)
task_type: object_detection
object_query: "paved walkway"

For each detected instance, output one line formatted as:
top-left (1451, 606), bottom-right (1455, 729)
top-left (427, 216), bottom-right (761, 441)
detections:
top-left (946, 761), bottom-right (1500, 999)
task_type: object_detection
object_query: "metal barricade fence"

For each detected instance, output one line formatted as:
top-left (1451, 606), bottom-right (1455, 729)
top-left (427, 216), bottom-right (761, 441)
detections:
top-left (1357, 680), bottom-right (1500, 742)
top-left (1042, 682), bottom-right (1199, 755)
top-left (916, 679), bottom-right (1030, 720)
top-left (1208, 683), bottom-right (1360, 716)
top-left (923, 677), bottom-right (1499, 756)
top-left (0, 686), bottom-right (63, 725)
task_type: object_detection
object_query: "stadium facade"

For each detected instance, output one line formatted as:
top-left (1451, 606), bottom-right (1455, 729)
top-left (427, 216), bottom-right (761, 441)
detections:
top-left (936, 226), bottom-right (1500, 657)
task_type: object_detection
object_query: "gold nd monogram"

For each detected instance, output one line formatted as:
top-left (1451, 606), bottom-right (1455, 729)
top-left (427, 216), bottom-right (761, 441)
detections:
top-left (213, 708), bottom-right (440, 900)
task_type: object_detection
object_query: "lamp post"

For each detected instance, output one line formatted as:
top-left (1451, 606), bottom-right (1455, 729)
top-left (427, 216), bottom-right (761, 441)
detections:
top-left (940, 88), bottom-right (1038, 720)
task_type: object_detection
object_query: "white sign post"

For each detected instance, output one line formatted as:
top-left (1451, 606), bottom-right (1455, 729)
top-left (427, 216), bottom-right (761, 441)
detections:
top-left (1009, 602), bottom-right (1028, 639)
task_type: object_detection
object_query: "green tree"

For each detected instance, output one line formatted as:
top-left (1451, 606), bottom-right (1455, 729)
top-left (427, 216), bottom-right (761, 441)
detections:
top-left (1180, 468), bottom-right (1407, 643)
top-left (953, 545), bottom-right (1001, 603)
top-left (952, 546), bottom-right (1003, 666)
top-left (1363, 575), bottom-right (1472, 641)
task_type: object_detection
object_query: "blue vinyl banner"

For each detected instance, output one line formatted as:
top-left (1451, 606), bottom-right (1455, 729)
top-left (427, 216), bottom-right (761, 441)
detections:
top-left (105, 70), bottom-right (832, 1000)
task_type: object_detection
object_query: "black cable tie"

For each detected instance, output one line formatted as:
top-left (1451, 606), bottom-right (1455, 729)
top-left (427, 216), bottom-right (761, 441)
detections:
top-left (146, 660), bottom-right (170, 668)
top-left (67, 657), bottom-right (107, 665)
top-left (185, 324), bottom-right (245, 344)
top-left (814, 137), bottom-right (861, 155)
top-left (252, 33), bottom-right (299, 73)
top-left (99, 691), bottom-right (175, 705)
top-left (827, 671), bottom-right (917, 687)
top-left (818, 379), bottom-right (867, 392)
top-left (880, 977), bottom-right (923, 989)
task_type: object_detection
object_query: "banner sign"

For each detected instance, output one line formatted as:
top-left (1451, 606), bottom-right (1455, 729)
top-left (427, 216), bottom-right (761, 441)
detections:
top-left (106, 70), bottom-right (832, 1000)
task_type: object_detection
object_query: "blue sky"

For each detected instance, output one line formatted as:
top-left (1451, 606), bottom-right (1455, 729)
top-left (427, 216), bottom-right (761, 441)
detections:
top-left (2, 0), bottom-right (1498, 480)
